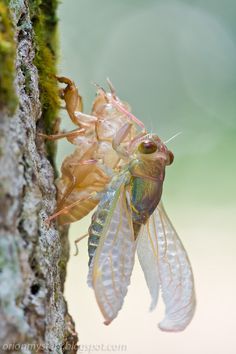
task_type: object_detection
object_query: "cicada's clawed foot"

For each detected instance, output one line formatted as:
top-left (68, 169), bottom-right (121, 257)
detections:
top-left (56, 76), bottom-right (74, 86)
top-left (56, 75), bottom-right (84, 125)
top-left (58, 88), bottom-right (65, 100)
top-left (74, 233), bottom-right (89, 256)
top-left (57, 77), bottom-right (98, 129)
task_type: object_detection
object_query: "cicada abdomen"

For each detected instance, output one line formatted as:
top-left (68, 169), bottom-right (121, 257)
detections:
top-left (56, 144), bottom-right (111, 225)
top-left (87, 171), bottom-right (129, 265)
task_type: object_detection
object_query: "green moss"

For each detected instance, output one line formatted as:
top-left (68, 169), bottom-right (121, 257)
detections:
top-left (54, 289), bottom-right (60, 303)
top-left (58, 258), bottom-right (66, 275)
top-left (0, 2), bottom-right (17, 115)
top-left (29, 0), bottom-right (60, 162)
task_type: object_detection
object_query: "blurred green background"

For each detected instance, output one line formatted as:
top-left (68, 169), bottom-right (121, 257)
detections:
top-left (57, 1), bottom-right (236, 353)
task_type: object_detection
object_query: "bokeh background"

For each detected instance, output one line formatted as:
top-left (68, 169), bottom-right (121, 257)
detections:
top-left (56, 1), bottom-right (236, 353)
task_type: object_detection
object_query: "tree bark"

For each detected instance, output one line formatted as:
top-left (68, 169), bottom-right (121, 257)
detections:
top-left (0, 1), bottom-right (78, 353)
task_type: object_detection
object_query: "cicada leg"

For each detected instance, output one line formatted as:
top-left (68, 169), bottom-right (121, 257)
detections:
top-left (92, 81), bottom-right (107, 99)
top-left (66, 160), bottom-right (109, 181)
top-left (74, 232), bottom-right (89, 256)
top-left (127, 130), bottom-right (148, 154)
top-left (57, 76), bottom-right (74, 86)
top-left (57, 75), bottom-right (83, 115)
top-left (73, 112), bottom-right (98, 128)
top-left (57, 175), bottom-right (77, 210)
top-left (106, 77), bottom-right (116, 97)
top-left (112, 122), bottom-right (133, 159)
top-left (110, 96), bottom-right (146, 130)
top-left (57, 76), bottom-right (98, 129)
top-left (45, 191), bottom-right (98, 224)
top-left (38, 127), bottom-right (85, 141)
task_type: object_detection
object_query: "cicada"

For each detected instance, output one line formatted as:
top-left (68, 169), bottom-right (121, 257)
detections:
top-left (40, 77), bottom-right (195, 330)
top-left (87, 133), bottom-right (196, 331)
top-left (40, 77), bottom-right (145, 225)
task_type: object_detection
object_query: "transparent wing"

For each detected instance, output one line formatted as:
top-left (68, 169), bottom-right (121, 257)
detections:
top-left (137, 223), bottom-right (160, 311)
top-left (87, 185), bottom-right (135, 325)
top-left (139, 201), bottom-right (196, 331)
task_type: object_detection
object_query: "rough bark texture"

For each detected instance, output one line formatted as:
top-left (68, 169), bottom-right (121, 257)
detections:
top-left (0, 1), bottom-right (78, 353)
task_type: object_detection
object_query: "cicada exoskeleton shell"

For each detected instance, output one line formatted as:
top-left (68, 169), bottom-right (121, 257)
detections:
top-left (44, 77), bottom-right (141, 224)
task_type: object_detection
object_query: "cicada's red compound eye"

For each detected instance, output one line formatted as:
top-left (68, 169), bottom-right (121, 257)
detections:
top-left (166, 150), bottom-right (174, 165)
top-left (138, 140), bottom-right (158, 154)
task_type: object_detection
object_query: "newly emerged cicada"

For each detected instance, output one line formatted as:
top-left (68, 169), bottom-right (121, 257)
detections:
top-left (40, 77), bottom-right (195, 331)
top-left (87, 133), bottom-right (196, 331)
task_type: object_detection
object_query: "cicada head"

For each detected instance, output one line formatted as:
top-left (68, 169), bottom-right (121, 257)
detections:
top-left (136, 134), bottom-right (174, 166)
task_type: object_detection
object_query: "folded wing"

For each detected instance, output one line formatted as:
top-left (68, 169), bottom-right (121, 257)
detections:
top-left (137, 221), bottom-right (160, 311)
top-left (137, 201), bottom-right (196, 331)
top-left (88, 185), bottom-right (136, 325)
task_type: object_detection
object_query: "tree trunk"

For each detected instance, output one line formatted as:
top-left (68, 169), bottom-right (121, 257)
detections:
top-left (0, 1), bottom-right (78, 353)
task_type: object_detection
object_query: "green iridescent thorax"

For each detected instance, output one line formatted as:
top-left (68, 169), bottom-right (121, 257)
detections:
top-left (128, 158), bottom-right (165, 238)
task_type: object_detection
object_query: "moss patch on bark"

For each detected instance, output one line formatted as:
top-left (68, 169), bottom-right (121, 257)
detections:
top-left (0, 2), bottom-right (17, 115)
top-left (29, 0), bottom-right (60, 160)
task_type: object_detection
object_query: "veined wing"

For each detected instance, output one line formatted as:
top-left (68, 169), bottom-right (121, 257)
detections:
top-left (137, 220), bottom-right (160, 311)
top-left (137, 201), bottom-right (196, 331)
top-left (88, 184), bottom-right (135, 325)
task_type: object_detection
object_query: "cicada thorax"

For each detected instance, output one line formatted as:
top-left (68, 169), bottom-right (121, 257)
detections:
top-left (127, 135), bottom-right (174, 237)
top-left (129, 159), bottom-right (165, 238)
